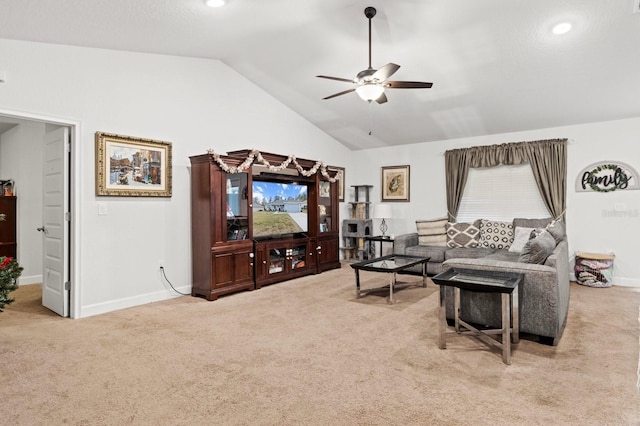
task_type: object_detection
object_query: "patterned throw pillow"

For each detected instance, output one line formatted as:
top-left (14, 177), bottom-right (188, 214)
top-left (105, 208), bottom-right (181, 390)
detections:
top-left (416, 217), bottom-right (447, 246)
top-left (445, 221), bottom-right (481, 248)
top-left (479, 220), bottom-right (514, 250)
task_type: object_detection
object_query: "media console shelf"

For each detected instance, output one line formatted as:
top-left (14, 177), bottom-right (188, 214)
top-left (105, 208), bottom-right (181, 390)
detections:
top-left (189, 150), bottom-right (340, 301)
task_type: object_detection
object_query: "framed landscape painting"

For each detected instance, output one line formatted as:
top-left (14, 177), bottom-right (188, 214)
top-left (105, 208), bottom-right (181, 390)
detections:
top-left (381, 165), bottom-right (410, 202)
top-left (95, 132), bottom-right (172, 197)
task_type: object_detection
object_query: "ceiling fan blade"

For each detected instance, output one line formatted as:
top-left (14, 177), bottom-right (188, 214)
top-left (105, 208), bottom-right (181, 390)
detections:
top-left (322, 88), bottom-right (356, 100)
top-left (372, 63), bottom-right (400, 82)
top-left (316, 75), bottom-right (354, 83)
top-left (385, 81), bottom-right (433, 89)
top-left (317, 7), bottom-right (436, 106)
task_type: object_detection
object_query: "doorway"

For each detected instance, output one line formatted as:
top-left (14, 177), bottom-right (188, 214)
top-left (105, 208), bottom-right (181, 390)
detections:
top-left (0, 109), bottom-right (78, 318)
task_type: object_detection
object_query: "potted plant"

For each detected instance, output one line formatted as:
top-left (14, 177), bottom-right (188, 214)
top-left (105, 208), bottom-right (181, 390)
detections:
top-left (0, 256), bottom-right (22, 312)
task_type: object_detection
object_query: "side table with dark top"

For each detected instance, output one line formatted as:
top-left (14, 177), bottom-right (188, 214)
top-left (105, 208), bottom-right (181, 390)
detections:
top-left (364, 235), bottom-right (394, 258)
top-left (350, 254), bottom-right (429, 304)
top-left (432, 268), bottom-right (524, 365)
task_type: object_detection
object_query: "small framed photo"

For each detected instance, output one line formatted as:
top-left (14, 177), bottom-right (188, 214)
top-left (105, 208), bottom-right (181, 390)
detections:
top-left (95, 132), bottom-right (172, 197)
top-left (320, 181), bottom-right (331, 198)
top-left (329, 166), bottom-right (345, 202)
top-left (381, 165), bottom-right (410, 202)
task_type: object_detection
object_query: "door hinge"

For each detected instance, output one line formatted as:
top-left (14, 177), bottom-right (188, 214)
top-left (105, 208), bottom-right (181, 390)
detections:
top-left (65, 212), bottom-right (71, 221)
top-left (64, 281), bottom-right (71, 291)
top-left (66, 140), bottom-right (71, 153)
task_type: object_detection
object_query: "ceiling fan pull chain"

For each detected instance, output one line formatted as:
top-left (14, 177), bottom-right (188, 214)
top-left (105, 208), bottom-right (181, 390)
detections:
top-left (368, 101), bottom-right (373, 135)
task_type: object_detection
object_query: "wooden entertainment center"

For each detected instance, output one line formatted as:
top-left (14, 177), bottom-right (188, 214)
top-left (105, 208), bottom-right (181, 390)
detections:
top-left (189, 149), bottom-right (340, 301)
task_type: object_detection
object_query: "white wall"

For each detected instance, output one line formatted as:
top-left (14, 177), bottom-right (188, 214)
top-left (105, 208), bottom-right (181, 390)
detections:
top-left (1, 37), bottom-right (636, 321)
top-left (0, 119), bottom-right (45, 284)
top-left (356, 117), bottom-right (640, 287)
top-left (0, 38), bottom-right (353, 317)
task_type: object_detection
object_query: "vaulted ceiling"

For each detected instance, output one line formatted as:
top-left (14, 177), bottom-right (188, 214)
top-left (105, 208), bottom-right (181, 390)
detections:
top-left (1, 0), bottom-right (640, 150)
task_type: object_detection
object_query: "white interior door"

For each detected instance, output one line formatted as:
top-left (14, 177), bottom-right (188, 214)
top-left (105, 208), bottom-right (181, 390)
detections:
top-left (41, 127), bottom-right (70, 317)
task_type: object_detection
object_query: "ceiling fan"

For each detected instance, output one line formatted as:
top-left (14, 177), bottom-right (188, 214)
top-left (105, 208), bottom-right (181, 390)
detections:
top-left (317, 6), bottom-right (433, 104)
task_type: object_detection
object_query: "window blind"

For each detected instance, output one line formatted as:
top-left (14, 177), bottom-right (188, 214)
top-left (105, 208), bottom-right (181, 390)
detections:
top-left (456, 164), bottom-right (551, 222)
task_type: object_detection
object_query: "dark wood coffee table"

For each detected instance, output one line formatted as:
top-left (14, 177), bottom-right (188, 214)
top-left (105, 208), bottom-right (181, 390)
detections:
top-left (432, 268), bottom-right (523, 365)
top-left (350, 254), bottom-right (428, 304)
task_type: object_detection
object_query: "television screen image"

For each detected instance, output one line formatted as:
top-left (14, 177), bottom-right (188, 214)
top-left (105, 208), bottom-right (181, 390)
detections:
top-left (252, 181), bottom-right (308, 238)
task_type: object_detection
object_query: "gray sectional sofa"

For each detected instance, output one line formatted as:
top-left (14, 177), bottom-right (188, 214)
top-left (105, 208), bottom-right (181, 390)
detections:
top-left (394, 218), bottom-right (570, 345)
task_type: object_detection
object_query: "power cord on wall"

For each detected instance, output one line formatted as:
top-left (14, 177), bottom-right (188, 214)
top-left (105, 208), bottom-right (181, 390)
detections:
top-left (160, 266), bottom-right (190, 296)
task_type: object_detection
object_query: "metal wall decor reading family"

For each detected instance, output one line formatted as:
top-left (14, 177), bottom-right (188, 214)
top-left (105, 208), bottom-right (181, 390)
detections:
top-left (575, 161), bottom-right (639, 193)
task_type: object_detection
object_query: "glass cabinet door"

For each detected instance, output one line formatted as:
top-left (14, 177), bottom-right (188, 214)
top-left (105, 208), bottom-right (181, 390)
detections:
top-left (289, 245), bottom-right (307, 270)
top-left (268, 248), bottom-right (285, 274)
top-left (226, 173), bottom-right (249, 241)
top-left (318, 180), bottom-right (333, 233)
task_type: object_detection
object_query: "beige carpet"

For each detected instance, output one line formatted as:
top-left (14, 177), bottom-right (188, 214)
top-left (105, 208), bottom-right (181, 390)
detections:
top-left (1, 264), bottom-right (639, 425)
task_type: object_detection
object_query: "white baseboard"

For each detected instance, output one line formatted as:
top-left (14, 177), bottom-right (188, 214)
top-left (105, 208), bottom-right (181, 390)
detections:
top-left (79, 286), bottom-right (191, 318)
top-left (612, 277), bottom-right (640, 288)
top-left (18, 275), bottom-right (43, 285)
top-left (571, 272), bottom-right (639, 288)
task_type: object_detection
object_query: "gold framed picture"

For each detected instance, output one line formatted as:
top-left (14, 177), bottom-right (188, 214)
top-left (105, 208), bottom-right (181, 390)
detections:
top-left (381, 165), bottom-right (410, 202)
top-left (329, 166), bottom-right (345, 202)
top-left (95, 132), bottom-right (172, 197)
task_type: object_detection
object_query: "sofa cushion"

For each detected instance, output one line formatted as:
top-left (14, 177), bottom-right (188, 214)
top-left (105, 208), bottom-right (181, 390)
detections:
top-left (545, 220), bottom-right (566, 244)
top-left (508, 226), bottom-right (535, 252)
top-left (416, 217), bottom-right (448, 246)
top-left (406, 245), bottom-right (447, 263)
top-left (483, 250), bottom-right (521, 262)
top-left (445, 221), bottom-right (481, 248)
top-left (513, 217), bottom-right (552, 229)
top-left (445, 246), bottom-right (495, 260)
top-left (479, 220), bottom-right (514, 250)
top-left (417, 234), bottom-right (447, 246)
top-left (519, 230), bottom-right (556, 264)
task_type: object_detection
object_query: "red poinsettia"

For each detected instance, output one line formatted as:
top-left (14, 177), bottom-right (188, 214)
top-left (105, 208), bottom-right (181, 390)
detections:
top-left (0, 256), bottom-right (22, 312)
top-left (0, 256), bottom-right (12, 269)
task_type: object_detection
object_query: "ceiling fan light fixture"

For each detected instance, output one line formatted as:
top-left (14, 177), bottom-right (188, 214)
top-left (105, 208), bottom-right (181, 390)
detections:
top-left (205, 0), bottom-right (225, 7)
top-left (552, 22), bottom-right (572, 35)
top-left (356, 84), bottom-right (385, 102)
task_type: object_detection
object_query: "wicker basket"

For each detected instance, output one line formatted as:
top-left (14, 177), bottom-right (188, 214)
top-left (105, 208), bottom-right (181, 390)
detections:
top-left (575, 252), bottom-right (615, 288)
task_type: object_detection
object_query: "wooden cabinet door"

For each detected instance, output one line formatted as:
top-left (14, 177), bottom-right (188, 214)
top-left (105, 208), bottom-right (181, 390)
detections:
top-left (0, 197), bottom-right (16, 258)
top-left (233, 246), bottom-right (254, 286)
top-left (254, 244), bottom-right (268, 285)
top-left (211, 243), bottom-right (254, 290)
top-left (307, 238), bottom-right (318, 272)
top-left (212, 250), bottom-right (235, 288)
top-left (318, 236), bottom-right (340, 271)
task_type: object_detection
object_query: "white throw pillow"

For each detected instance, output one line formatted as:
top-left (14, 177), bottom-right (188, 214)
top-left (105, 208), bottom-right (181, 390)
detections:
top-left (508, 227), bottom-right (535, 253)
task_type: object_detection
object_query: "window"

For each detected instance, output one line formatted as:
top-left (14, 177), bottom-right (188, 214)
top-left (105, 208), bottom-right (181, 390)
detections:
top-left (456, 164), bottom-right (550, 222)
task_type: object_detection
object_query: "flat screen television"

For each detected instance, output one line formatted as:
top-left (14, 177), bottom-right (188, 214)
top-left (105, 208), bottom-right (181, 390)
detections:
top-left (252, 180), bottom-right (308, 239)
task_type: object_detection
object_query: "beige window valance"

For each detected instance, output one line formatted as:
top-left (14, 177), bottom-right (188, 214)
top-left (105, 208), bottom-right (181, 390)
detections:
top-left (444, 139), bottom-right (567, 221)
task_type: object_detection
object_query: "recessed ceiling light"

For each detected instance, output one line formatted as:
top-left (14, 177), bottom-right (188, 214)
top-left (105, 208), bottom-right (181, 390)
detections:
top-left (552, 22), bottom-right (572, 35)
top-left (205, 0), bottom-right (225, 7)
